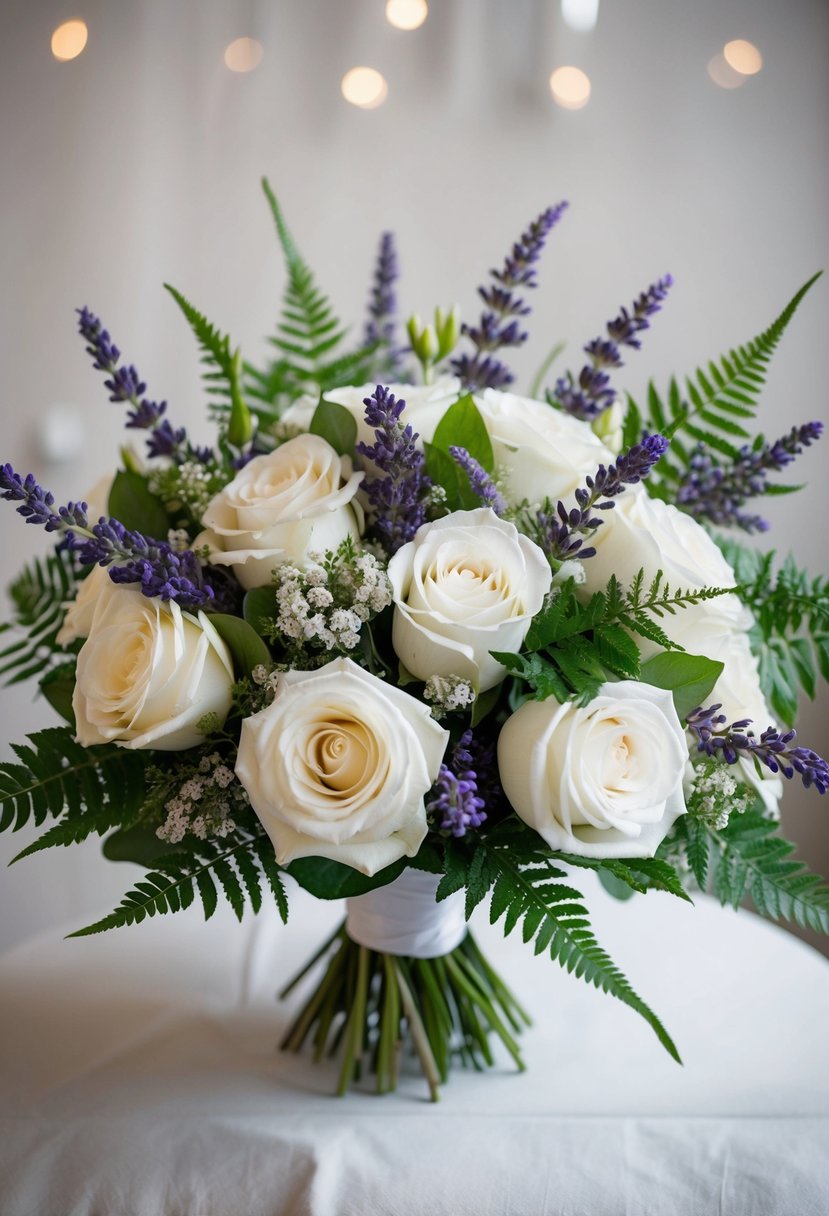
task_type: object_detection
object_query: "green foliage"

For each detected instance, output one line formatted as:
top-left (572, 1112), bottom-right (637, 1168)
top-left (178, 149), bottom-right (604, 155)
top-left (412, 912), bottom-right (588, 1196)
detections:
top-left (558, 854), bottom-right (693, 902)
top-left (628, 274), bottom-right (821, 490)
top-left (107, 469), bottom-right (170, 538)
top-left (0, 727), bottom-right (145, 840)
top-left (719, 538), bottom-right (829, 725)
top-left (287, 855), bottom-right (407, 899)
top-left (0, 551), bottom-right (81, 686)
top-left (309, 397), bottom-right (358, 457)
top-left (439, 829), bottom-right (681, 1061)
top-left (639, 651), bottom-right (724, 719)
top-left (424, 394), bottom-right (495, 511)
top-left (68, 829), bottom-right (289, 936)
top-left (679, 807), bottom-right (829, 935)
top-left (255, 179), bottom-right (377, 405)
top-left (164, 284), bottom-right (252, 443)
top-left (497, 572), bottom-right (733, 704)
top-left (208, 613), bottom-right (271, 675)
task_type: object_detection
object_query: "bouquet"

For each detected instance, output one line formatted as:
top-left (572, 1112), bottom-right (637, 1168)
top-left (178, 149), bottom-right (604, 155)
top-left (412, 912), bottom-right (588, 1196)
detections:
top-left (2, 181), bottom-right (827, 1100)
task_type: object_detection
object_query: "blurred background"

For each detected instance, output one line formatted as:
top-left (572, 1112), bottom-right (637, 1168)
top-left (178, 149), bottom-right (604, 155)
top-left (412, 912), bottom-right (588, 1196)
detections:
top-left (0, 0), bottom-right (827, 953)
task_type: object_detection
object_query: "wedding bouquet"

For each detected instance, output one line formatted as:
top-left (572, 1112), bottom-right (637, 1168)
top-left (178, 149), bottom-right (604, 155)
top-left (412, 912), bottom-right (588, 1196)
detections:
top-left (2, 181), bottom-right (827, 1099)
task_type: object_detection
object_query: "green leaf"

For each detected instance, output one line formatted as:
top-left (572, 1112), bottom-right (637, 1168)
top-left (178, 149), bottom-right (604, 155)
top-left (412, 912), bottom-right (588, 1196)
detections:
top-left (598, 871), bottom-right (636, 901)
top-left (164, 284), bottom-right (250, 436)
top-left (103, 822), bottom-right (175, 866)
top-left (640, 651), bottom-right (724, 719)
top-left (208, 613), bottom-right (271, 674)
top-left (107, 470), bottom-right (170, 538)
top-left (243, 586), bottom-right (277, 635)
top-left (423, 443), bottom-right (465, 511)
top-left (287, 855), bottom-right (406, 899)
top-left (309, 397), bottom-right (358, 457)
top-left (429, 394), bottom-right (494, 472)
top-left (39, 662), bottom-right (76, 725)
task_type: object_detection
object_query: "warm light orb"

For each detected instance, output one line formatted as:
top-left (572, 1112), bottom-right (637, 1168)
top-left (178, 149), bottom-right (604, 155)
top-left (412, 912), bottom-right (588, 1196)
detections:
top-left (707, 52), bottom-right (746, 90)
top-left (561, 0), bottom-right (599, 33)
top-left (51, 19), bottom-right (88, 62)
top-left (385, 0), bottom-right (428, 31)
top-left (224, 37), bottom-right (264, 73)
top-left (549, 66), bottom-right (591, 110)
top-left (341, 66), bottom-right (388, 110)
top-left (723, 38), bottom-right (763, 76)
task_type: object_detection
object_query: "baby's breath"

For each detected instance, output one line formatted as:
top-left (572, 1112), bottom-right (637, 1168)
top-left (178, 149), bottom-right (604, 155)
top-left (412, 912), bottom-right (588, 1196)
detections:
top-left (687, 757), bottom-right (752, 829)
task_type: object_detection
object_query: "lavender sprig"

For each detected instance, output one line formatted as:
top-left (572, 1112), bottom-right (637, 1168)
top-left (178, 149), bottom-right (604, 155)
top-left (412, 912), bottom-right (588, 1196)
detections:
top-left (554, 276), bottom-right (673, 421)
top-left (677, 422), bottom-right (824, 533)
top-left (77, 307), bottom-right (206, 463)
top-left (0, 463), bottom-right (213, 609)
top-left (364, 232), bottom-right (402, 376)
top-left (535, 433), bottom-right (669, 563)
top-left (452, 203), bottom-right (568, 391)
top-left (357, 385), bottom-right (433, 553)
top-left (686, 704), bottom-right (829, 794)
top-left (448, 446), bottom-right (506, 515)
top-left (426, 730), bottom-right (489, 838)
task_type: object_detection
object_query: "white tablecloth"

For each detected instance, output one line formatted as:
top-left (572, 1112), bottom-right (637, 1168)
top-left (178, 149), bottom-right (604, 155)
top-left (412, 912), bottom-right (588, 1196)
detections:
top-left (1, 873), bottom-right (828, 1215)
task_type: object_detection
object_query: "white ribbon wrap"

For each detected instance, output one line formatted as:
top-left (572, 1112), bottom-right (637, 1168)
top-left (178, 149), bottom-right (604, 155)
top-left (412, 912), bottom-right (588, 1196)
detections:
top-left (345, 869), bottom-right (467, 959)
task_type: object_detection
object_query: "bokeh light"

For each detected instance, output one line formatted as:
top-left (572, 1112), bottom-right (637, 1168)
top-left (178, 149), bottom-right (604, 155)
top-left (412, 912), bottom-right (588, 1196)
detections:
top-left (341, 67), bottom-right (388, 109)
top-left (224, 38), bottom-right (264, 73)
top-left (708, 53), bottom-right (746, 90)
top-left (385, 0), bottom-right (428, 31)
top-left (549, 66), bottom-right (591, 110)
top-left (51, 19), bottom-right (88, 62)
top-left (723, 39), bottom-right (763, 76)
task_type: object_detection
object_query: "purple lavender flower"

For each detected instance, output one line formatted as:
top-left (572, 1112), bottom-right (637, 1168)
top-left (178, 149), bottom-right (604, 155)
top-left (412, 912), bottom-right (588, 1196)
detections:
top-left (357, 385), bottom-right (433, 553)
top-left (554, 275), bottom-right (673, 421)
top-left (364, 232), bottom-right (402, 376)
top-left (452, 203), bottom-right (568, 391)
top-left (426, 731), bottom-right (488, 837)
top-left (677, 422), bottom-right (824, 533)
top-left (77, 307), bottom-right (208, 464)
top-left (535, 433), bottom-right (669, 564)
top-left (686, 704), bottom-right (829, 794)
top-left (0, 463), bottom-right (214, 610)
top-left (448, 446), bottom-right (506, 515)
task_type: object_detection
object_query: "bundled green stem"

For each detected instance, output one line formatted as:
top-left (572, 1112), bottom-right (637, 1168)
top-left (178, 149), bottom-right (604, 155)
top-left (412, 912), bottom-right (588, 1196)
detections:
top-left (279, 924), bottom-right (530, 1100)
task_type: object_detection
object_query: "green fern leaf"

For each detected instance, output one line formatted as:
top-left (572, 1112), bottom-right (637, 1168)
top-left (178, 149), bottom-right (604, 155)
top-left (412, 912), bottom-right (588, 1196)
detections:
top-left (484, 849), bottom-right (681, 1061)
top-left (0, 728), bottom-right (145, 834)
top-left (164, 285), bottom-right (250, 442)
top-left (705, 809), bottom-right (829, 934)
top-left (0, 551), bottom-right (81, 686)
top-left (636, 274), bottom-right (821, 482)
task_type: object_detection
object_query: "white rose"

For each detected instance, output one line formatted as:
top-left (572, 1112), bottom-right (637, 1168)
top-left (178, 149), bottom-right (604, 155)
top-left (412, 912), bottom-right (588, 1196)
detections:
top-left (235, 657), bottom-right (449, 876)
top-left (73, 589), bottom-right (234, 751)
top-left (281, 377), bottom-right (463, 449)
top-left (678, 617), bottom-right (783, 815)
top-left (387, 507), bottom-right (552, 693)
top-left (498, 680), bottom-right (688, 858)
top-left (198, 434), bottom-right (364, 589)
top-left (471, 389), bottom-right (615, 508)
top-left (56, 563), bottom-right (122, 646)
top-left (582, 487), bottom-right (749, 646)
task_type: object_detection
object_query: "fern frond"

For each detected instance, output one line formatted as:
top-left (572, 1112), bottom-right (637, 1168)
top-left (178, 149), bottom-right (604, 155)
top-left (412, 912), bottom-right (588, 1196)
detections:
top-left (258, 179), bottom-right (376, 397)
top-left (484, 848), bottom-right (680, 1060)
top-left (706, 808), bottom-right (829, 934)
top-left (68, 830), bottom-right (289, 936)
top-left (633, 274), bottom-right (821, 485)
top-left (164, 284), bottom-right (250, 436)
top-left (0, 551), bottom-right (81, 686)
top-left (0, 727), bottom-right (145, 833)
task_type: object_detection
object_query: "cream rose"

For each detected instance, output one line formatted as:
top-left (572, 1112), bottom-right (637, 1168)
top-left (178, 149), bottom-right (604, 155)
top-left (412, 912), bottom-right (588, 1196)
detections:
top-left (235, 657), bottom-right (448, 876)
top-left (281, 377), bottom-right (463, 449)
top-left (73, 589), bottom-right (234, 751)
top-left (387, 508), bottom-right (552, 693)
top-left (471, 389), bottom-right (615, 508)
top-left (198, 434), bottom-right (364, 589)
top-left (56, 562), bottom-right (122, 646)
top-left (582, 486), bottom-right (749, 646)
top-left (498, 681), bottom-right (688, 857)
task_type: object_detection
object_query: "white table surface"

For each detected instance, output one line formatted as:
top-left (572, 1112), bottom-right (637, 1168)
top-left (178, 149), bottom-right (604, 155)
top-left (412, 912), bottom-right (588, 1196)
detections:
top-left (1, 871), bottom-right (828, 1216)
